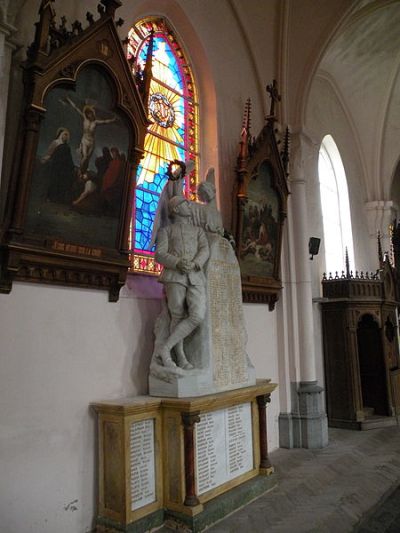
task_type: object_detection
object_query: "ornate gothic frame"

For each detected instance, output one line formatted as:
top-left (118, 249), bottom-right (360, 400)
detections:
top-left (235, 89), bottom-right (289, 309)
top-left (0, 0), bottom-right (149, 301)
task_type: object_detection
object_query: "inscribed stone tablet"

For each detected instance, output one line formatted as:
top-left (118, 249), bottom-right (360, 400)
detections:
top-left (195, 403), bottom-right (253, 495)
top-left (130, 419), bottom-right (156, 510)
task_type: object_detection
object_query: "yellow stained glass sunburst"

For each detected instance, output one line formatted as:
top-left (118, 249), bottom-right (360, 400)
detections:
top-left (127, 17), bottom-right (199, 273)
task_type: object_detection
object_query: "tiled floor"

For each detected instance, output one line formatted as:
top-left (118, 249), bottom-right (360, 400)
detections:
top-left (160, 425), bottom-right (400, 532)
top-left (356, 485), bottom-right (400, 532)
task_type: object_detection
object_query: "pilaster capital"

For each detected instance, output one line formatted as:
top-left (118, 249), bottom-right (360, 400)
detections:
top-left (0, 0), bottom-right (21, 32)
top-left (181, 411), bottom-right (201, 428)
top-left (288, 128), bottom-right (319, 184)
top-left (364, 200), bottom-right (396, 238)
top-left (0, 0), bottom-right (18, 38)
top-left (256, 393), bottom-right (271, 408)
top-left (0, 20), bottom-right (16, 38)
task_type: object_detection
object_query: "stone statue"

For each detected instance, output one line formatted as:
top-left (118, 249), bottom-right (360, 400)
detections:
top-left (154, 196), bottom-right (209, 371)
top-left (149, 159), bottom-right (194, 248)
top-left (149, 161), bottom-right (255, 397)
top-left (191, 168), bottom-right (224, 236)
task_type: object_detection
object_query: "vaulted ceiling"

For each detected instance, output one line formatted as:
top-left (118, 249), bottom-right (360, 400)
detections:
top-left (316, 0), bottom-right (400, 201)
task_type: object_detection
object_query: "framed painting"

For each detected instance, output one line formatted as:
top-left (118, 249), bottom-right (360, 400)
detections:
top-left (240, 161), bottom-right (280, 279)
top-left (26, 66), bottom-right (130, 249)
top-left (0, 0), bottom-right (148, 301)
top-left (235, 96), bottom-right (289, 309)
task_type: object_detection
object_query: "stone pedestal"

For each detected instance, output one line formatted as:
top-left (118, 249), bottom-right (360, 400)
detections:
top-left (279, 381), bottom-right (328, 449)
top-left (92, 380), bottom-right (277, 532)
top-left (149, 363), bottom-right (256, 398)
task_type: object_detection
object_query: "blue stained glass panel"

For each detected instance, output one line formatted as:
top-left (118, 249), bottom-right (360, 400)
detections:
top-left (140, 172), bottom-right (168, 193)
top-left (139, 36), bottom-right (184, 92)
top-left (135, 188), bottom-right (160, 250)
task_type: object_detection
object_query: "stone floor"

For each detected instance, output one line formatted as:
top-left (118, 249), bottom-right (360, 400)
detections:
top-left (356, 485), bottom-right (400, 532)
top-left (160, 424), bottom-right (400, 532)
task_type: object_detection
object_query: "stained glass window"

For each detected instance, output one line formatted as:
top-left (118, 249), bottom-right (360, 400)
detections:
top-left (127, 18), bottom-right (199, 274)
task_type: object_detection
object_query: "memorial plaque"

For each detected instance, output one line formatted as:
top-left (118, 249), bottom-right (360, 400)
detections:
top-left (130, 419), bottom-right (156, 510)
top-left (195, 403), bottom-right (253, 495)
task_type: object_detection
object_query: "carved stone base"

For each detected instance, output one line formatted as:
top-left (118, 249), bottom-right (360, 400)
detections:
top-left (279, 381), bottom-right (328, 449)
top-left (148, 364), bottom-right (256, 398)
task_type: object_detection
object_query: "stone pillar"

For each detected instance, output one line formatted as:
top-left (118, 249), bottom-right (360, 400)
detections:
top-left (181, 411), bottom-right (200, 507)
top-left (279, 131), bottom-right (328, 449)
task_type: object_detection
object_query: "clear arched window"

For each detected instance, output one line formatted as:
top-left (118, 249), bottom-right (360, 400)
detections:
top-left (318, 135), bottom-right (354, 273)
top-left (127, 18), bottom-right (199, 274)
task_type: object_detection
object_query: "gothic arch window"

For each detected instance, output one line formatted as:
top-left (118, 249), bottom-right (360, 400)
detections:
top-left (318, 134), bottom-right (354, 273)
top-left (127, 17), bottom-right (199, 274)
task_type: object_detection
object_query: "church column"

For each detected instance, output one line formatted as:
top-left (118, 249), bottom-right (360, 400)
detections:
top-left (279, 131), bottom-right (328, 449)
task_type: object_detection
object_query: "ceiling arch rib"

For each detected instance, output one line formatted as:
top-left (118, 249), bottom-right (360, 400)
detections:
top-left (313, 69), bottom-right (368, 199)
top-left (311, 1), bottom-right (400, 203)
top-left (380, 51), bottom-right (400, 200)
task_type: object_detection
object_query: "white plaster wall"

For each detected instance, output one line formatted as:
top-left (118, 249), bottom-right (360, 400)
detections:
top-left (0, 282), bottom-right (161, 533)
top-left (243, 302), bottom-right (280, 453)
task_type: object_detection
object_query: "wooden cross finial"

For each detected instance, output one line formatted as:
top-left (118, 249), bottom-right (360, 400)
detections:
top-left (266, 79), bottom-right (281, 119)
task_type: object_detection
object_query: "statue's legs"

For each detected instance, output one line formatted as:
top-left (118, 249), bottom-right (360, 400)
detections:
top-left (160, 283), bottom-right (206, 369)
top-left (169, 316), bottom-right (194, 370)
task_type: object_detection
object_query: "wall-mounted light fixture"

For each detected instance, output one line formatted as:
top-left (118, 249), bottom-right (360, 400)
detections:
top-left (309, 237), bottom-right (321, 260)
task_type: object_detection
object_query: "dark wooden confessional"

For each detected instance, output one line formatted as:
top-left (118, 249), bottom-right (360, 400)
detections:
top-left (321, 244), bottom-right (400, 430)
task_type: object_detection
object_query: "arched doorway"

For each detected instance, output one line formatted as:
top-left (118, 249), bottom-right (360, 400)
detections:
top-left (357, 314), bottom-right (389, 417)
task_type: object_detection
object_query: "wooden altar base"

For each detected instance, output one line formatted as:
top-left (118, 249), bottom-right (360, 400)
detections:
top-left (92, 380), bottom-right (277, 532)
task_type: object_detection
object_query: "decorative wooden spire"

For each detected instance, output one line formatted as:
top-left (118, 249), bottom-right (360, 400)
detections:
top-left (34, 0), bottom-right (56, 54)
top-left (281, 126), bottom-right (290, 175)
top-left (142, 28), bottom-right (155, 107)
top-left (237, 98), bottom-right (251, 174)
top-left (345, 247), bottom-right (350, 278)
top-left (28, 0), bottom-right (123, 61)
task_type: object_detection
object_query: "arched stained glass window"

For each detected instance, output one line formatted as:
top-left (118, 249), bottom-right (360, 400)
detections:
top-left (127, 18), bottom-right (199, 274)
top-left (318, 134), bottom-right (354, 273)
